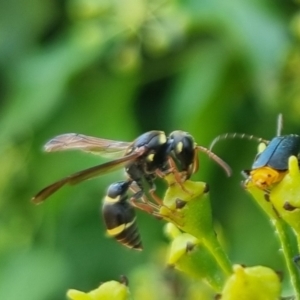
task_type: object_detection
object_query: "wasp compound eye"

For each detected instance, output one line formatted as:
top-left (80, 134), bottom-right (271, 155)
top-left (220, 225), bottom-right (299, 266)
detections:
top-left (168, 131), bottom-right (196, 178)
top-left (170, 131), bottom-right (195, 167)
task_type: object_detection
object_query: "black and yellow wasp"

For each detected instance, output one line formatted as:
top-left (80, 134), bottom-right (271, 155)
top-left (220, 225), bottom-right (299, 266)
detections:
top-left (32, 130), bottom-right (231, 250)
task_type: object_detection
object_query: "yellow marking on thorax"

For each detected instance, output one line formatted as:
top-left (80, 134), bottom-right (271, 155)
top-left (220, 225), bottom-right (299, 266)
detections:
top-left (106, 218), bottom-right (136, 236)
top-left (158, 132), bottom-right (167, 144)
top-left (104, 195), bottom-right (121, 203)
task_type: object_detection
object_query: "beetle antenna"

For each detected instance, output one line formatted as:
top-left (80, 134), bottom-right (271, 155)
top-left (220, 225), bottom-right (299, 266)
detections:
top-left (197, 146), bottom-right (232, 177)
top-left (277, 114), bottom-right (283, 136)
top-left (209, 133), bottom-right (269, 151)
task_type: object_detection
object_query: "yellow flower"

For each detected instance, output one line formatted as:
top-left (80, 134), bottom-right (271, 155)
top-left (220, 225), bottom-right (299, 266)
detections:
top-left (164, 223), bottom-right (226, 292)
top-left (67, 278), bottom-right (131, 300)
top-left (270, 156), bottom-right (300, 234)
top-left (160, 174), bottom-right (232, 276)
top-left (221, 265), bottom-right (281, 300)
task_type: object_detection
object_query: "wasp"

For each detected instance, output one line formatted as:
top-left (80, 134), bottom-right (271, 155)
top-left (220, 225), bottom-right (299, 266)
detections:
top-left (210, 114), bottom-right (300, 193)
top-left (32, 130), bottom-right (231, 249)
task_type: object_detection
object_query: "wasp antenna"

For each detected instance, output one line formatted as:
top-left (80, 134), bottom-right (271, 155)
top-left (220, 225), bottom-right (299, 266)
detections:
top-left (197, 146), bottom-right (232, 177)
top-left (209, 133), bottom-right (268, 151)
top-left (276, 114), bottom-right (283, 136)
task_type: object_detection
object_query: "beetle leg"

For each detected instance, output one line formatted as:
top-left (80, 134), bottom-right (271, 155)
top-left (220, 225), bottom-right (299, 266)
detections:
top-left (241, 170), bottom-right (250, 179)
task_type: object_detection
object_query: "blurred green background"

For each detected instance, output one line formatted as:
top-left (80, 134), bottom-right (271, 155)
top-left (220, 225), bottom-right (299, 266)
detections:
top-left (1, 0), bottom-right (300, 299)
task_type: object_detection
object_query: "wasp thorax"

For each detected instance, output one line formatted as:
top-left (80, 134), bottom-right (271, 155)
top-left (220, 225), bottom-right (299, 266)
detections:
top-left (135, 131), bottom-right (167, 149)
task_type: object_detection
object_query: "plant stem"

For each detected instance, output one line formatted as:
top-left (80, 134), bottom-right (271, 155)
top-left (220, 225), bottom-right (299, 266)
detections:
top-left (203, 233), bottom-right (233, 276)
top-left (274, 219), bottom-right (300, 300)
top-left (246, 185), bottom-right (300, 299)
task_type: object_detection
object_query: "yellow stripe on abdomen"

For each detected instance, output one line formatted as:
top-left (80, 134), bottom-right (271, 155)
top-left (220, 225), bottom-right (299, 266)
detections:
top-left (106, 218), bottom-right (136, 236)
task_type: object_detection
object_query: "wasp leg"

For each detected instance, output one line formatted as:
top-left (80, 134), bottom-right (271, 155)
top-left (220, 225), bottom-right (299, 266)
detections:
top-left (147, 175), bottom-right (187, 224)
top-left (158, 157), bottom-right (183, 182)
top-left (129, 194), bottom-right (165, 220)
top-left (129, 182), bottom-right (160, 215)
top-left (131, 181), bottom-right (184, 224)
top-left (129, 189), bottom-right (184, 225)
top-left (136, 174), bottom-right (164, 207)
top-left (149, 188), bottom-right (164, 206)
top-left (130, 178), bottom-right (170, 217)
top-left (129, 198), bottom-right (158, 215)
top-left (159, 205), bottom-right (184, 227)
top-left (163, 157), bottom-right (193, 195)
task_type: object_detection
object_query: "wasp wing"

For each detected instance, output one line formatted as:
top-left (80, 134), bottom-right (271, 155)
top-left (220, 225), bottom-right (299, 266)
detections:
top-left (32, 148), bottom-right (145, 204)
top-left (44, 133), bottom-right (130, 156)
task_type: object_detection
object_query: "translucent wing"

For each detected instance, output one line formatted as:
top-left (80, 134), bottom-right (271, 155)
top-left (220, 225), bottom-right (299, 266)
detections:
top-left (32, 148), bottom-right (146, 204)
top-left (44, 133), bottom-right (131, 156)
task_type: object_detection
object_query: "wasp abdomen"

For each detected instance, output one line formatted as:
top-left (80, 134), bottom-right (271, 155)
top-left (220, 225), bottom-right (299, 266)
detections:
top-left (102, 181), bottom-right (143, 250)
top-left (107, 217), bottom-right (142, 250)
